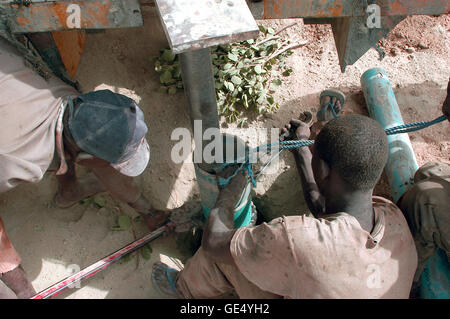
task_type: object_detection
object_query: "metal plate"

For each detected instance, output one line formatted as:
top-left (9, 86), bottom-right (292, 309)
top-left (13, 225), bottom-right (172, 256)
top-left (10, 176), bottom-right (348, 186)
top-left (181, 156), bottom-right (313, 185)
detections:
top-left (4, 0), bottom-right (143, 33)
top-left (331, 15), bottom-right (406, 72)
top-left (261, 0), bottom-right (450, 19)
top-left (155, 0), bottom-right (259, 53)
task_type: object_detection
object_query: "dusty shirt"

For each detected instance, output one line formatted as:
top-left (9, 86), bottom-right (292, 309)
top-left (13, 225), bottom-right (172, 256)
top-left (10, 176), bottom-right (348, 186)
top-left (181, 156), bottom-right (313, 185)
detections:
top-left (0, 39), bottom-right (77, 192)
top-left (399, 162), bottom-right (450, 282)
top-left (230, 196), bottom-right (418, 298)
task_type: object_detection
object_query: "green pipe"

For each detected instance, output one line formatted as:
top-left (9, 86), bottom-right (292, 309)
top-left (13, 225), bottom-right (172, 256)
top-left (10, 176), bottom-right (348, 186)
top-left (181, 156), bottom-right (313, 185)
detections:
top-left (361, 68), bottom-right (419, 203)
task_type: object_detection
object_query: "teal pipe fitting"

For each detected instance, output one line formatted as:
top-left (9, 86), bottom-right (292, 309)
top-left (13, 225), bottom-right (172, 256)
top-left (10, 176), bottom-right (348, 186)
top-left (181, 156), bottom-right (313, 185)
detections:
top-left (195, 165), bottom-right (254, 228)
top-left (361, 68), bottom-right (419, 203)
top-left (194, 134), bottom-right (255, 228)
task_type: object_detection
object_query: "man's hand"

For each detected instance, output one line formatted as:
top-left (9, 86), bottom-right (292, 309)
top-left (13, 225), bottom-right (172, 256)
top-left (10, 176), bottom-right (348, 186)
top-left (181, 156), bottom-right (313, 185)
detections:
top-left (216, 167), bottom-right (248, 212)
top-left (281, 119), bottom-right (311, 141)
top-left (443, 78), bottom-right (450, 122)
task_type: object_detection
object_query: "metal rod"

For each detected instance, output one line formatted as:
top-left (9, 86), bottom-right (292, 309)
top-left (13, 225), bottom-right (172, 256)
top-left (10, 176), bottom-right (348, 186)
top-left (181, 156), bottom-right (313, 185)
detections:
top-left (30, 226), bottom-right (167, 299)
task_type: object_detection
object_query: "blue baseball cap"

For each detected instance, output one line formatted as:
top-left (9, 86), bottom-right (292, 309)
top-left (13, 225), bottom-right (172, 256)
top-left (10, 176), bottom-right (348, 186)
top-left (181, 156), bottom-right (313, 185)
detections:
top-left (67, 90), bottom-right (150, 177)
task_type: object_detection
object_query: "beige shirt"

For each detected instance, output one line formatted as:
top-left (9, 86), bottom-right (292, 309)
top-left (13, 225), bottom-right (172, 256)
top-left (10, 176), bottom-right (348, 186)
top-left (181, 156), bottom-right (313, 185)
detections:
top-left (231, 196), bottom-right (418, 298)
top-left (0, 39), bottom-right (77, 192)
top-left (400, 162), bottom-right (450, 282)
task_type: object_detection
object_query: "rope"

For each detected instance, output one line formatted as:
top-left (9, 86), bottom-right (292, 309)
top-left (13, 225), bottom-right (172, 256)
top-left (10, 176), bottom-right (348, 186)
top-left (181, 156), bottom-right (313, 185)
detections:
top-left (222, 115), bottom-right (448, 187)
top-left (384, 115), bottom-right (446, 135)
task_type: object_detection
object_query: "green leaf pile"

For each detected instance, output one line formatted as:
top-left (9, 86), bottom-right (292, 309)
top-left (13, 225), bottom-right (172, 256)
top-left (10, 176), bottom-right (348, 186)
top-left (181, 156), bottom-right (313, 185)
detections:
top-left (152, 25), bottom-right (294, 127)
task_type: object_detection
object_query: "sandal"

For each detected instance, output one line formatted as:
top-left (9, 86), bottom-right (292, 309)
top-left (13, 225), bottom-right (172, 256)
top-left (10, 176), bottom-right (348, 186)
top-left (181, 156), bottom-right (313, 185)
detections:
top-left (317, 89), bottom-right (346, 122)
top-left (152, 262), bottom-right (180, 297)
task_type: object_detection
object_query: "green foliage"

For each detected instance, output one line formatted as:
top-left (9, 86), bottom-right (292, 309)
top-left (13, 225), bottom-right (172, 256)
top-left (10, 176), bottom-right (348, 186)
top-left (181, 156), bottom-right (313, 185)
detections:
top-left (80, 196), bottom-right (106, 208)
top-left (120, 253), bottom-right (133, 264)
top-left (153, 48), bottom-right (183, 96)
top-left (111, 215), bottom-right (131, 231)
top-left (152, 26), bottom-right (294, 126)
top-left (141, 244), bottom-right (153, 260)
top-left (93, 196), bottom-right (106, 208)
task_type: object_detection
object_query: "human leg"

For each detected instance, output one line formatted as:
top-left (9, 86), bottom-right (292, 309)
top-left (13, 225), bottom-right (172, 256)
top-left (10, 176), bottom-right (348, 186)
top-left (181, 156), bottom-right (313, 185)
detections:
top-left (153, 248), bottom-right (280, 299)
top-left (55, 160), bottom-right (105, 208)
top-left (0, 217), bottom-right (35, 299)
top-left (91, 165), bottom-right (169, 230)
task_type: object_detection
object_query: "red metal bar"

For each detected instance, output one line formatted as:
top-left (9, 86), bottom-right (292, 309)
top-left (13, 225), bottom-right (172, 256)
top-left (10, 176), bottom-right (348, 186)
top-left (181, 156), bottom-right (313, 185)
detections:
top-left (31, 226), bottom-right (166, 299)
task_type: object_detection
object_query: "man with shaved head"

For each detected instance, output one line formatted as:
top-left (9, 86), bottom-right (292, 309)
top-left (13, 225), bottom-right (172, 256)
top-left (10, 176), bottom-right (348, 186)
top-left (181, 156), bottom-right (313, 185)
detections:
top-left (153, 114), bottom-right (418, 299)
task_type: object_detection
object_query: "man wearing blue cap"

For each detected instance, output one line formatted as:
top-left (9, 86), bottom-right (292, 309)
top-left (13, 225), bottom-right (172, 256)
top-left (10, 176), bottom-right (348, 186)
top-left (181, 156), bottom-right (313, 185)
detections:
top-left (0, 39), bottom-right (167, 298)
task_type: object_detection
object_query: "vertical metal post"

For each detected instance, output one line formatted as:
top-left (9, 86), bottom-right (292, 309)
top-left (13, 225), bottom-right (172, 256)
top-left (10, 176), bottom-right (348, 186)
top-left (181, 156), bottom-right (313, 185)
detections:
top-left (154, 0), bottom-right (260, 227)
top-left (179, 48), bottom-right (255, 227)
top-left (179, 48), bottom-right (221, 173)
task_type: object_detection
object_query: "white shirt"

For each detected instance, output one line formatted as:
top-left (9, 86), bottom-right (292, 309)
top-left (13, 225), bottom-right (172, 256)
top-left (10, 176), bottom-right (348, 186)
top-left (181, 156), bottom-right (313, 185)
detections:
top-left (0, 39), bottom-right (77, 192)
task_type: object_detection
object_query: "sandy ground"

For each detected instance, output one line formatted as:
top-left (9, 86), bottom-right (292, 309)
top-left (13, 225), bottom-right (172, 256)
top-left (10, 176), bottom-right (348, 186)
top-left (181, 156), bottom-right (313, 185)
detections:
top-left (1, 7), bottom-right (449, 298)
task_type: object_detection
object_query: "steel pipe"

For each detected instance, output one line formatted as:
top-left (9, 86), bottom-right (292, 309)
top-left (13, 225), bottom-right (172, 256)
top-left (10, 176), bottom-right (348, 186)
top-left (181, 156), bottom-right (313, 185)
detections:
top-left (179, 48), bottom-right (221, 173)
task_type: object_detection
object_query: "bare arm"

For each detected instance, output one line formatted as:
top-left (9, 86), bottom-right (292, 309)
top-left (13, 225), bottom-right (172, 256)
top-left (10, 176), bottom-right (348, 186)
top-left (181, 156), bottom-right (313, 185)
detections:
top-left (201, 170), bottom-right (248, 265)
top-left (292, 147), bottom-right (325, 216)
top-left (282, 119), bottom-right (325, 216)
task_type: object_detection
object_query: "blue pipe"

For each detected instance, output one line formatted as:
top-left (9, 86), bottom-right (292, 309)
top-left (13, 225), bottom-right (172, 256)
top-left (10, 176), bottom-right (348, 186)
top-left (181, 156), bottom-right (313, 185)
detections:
top-left (361, 68), bottom-right (419, 203)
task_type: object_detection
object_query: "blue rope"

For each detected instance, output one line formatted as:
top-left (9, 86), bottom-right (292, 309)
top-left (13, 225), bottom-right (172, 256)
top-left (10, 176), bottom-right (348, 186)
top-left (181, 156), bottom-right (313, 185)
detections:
top-left (220, 115), bottom-right (447, 187)
top-left (385, 115), bottom-right (446, 135)
top-left (217, 162), bottom-right (245, 187)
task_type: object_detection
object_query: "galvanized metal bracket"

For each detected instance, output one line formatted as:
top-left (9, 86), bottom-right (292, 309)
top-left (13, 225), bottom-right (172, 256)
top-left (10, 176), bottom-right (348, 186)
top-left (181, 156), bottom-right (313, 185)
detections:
top-left (154, 0), bottom-right (260, 54)
top-left (329, 15), bottom-right (406, 72)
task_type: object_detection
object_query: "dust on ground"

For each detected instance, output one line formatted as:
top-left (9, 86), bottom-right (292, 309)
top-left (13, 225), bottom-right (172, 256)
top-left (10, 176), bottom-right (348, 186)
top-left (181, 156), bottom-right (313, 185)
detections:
top-left (0, 8), bottom-right (449, 298)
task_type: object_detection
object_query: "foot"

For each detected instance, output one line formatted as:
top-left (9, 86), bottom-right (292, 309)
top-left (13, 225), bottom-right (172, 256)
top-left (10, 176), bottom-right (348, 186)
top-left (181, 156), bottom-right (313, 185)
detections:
top-left (311, 90), bottom-right (346, 139)
top-left (139, 210), bottom-right (170, 232)
top-left (0, 265), bottom-right (36, 299)
top-left (128, 195), bottom-right (170, 231)
top-left (152, 262), bottom-right (180, 297)
top-left (54, 172), bottom-right (106, 208)
top-left (316, 89), bottom-right (345, 122)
